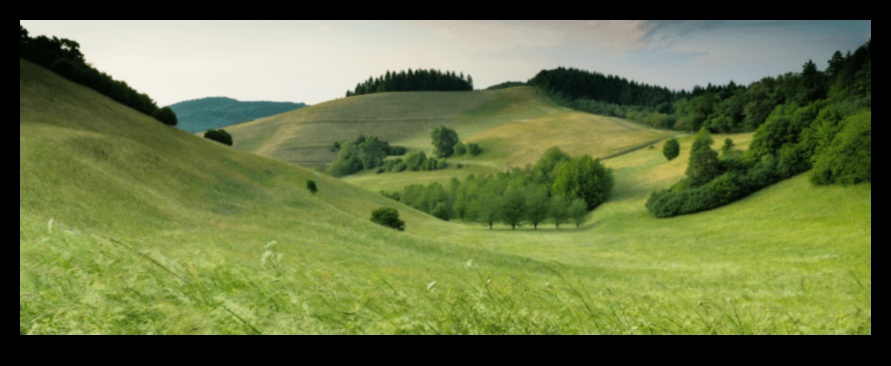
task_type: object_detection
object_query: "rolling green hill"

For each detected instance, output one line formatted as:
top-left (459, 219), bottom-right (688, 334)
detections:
top-left (168, 97), bottom-right (306, 133)
top-left (225, 87), bottom-right (675, 173)
top-left (20, 59), bottom-right (870, 334)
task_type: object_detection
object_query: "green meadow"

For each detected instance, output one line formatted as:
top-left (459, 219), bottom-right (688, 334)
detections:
top-left (20, 60), bottom-right (870, 334)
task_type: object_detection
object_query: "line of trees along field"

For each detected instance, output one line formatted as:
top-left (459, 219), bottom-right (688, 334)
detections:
top-left (531, 40), bottom-right (871, 134)
top-left (646, 40), bottom-right (870, 217)
top-left (346, 69), bottom-right (473, 97)
top-left (19, 25), bottom-right (177, 126)
top-left (382, 147), bottom-right (613, 230)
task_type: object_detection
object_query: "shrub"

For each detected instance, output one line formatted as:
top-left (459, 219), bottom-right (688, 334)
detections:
top-left (307, 180), bottom-right (318, 194)
top-left (370, 207), bottom-right (405, 231)
top-left (404, 151), bottom-right (427, 171)
top-left (431, 203), bottom-right (451, 221)
top-left (204, 129), bottom-right (233, 146)
top-left (467, 143), bottom-right (482, 157)
top-left (454, 141), bottom-right (467, 156)
top-left (388, 146), bottom-right (407, 156)
top-left (663, 138), bottom-right (680, 161)
top-left (153, 107), bottom-right (178, 127)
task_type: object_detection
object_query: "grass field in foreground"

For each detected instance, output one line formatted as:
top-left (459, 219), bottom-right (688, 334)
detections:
top-left (20, 60), bottom-right (870, 334)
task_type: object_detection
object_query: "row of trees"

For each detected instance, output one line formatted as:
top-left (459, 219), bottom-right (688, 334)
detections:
top-left (346, 69), bottom-right (474, 97)
top-left (20, 25), bottom-right (177, 126)
top-left (382, 148), bottom-right (613, 229)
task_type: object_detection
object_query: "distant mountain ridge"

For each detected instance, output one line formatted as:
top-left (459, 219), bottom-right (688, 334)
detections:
top-left (169, 97), bottom-right (306, 133)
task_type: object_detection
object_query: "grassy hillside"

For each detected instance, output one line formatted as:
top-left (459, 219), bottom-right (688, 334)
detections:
top-left (20, 59), bottom-right (870, 334)
top-left (226, 87), bottom-right (675, 172)
top-left (169, 97), bottom-right (306, 133)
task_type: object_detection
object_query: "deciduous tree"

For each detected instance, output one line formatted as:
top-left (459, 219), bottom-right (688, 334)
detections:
top-left (431, 126), bottom-right (459, 158)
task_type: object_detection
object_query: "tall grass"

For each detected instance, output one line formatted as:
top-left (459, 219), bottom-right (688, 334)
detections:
top-left (20, 60), bottom-right (870, 334)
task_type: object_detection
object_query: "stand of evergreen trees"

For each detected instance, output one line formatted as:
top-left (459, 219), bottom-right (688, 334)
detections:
top-left (346, 69), bottom-right (473, 97)
top-left (20, 25), bottom-right (174, 126)
top-left (646, 40), bottom-right (871, 217)
top-left (530, 67), bottom-right (677, 110)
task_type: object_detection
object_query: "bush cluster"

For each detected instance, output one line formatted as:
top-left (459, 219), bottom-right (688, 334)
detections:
top-left (382, 147), bottom-right (611, 229)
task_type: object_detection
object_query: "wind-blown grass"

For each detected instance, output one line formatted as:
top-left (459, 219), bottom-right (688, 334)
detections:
top-left (20, 59), bottom-right (870, 334)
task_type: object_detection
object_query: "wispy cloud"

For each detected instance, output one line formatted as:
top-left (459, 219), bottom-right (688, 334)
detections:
top-left (408, 20), bottom-right (650, 55)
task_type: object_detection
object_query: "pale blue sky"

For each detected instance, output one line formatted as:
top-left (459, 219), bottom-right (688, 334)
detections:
top-left (20, 20), bottom-right (871, 106)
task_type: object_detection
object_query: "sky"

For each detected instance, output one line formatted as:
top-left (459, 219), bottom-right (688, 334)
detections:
top-left (21, 20), bottom-right (871, 107)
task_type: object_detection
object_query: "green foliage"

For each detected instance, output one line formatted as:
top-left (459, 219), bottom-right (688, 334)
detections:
top-left (532, 147), bottom-right (571, 184)
top-left (473, 182), bottom-right (502, 230)
top-left (745, 102), bottom-right (822, 163)
top-left (307, 180), bottom-right (318, 195)
top-left (549, 195), bottom-right (569, 229)
top-left (663, 138), bottom-right (680, 161)
top-left (357, 135), bottom-right (388, 169)
top-left (403, 151), bottom-right (427, 171)
top-left (387, 145), bottom-right (407, 156)
top-left (203, 129), bottom-right (233, 146)
top-left (431, 202), bottom-right (451, 222)
top-left (720, 138), bottom-right (736, 157)
top-left (385, 149), bottom-right (612, 229)
top-left (453, 141), bottom-right (467, 156)
top-left (685, 129), bottom-right (720, 187)
top-left (567, 198), bottom-right (588, 228)
top-left (153, 107), bottom-right (178, 127)
top-left (326, 135), bottom-right (408, 177)
top-left (347, 68), bottom-right (473, 97)
top-left (552, 155), bottom-right (614, 210)
top-left (529, 67), bottom-right (676, 110)
top-left (326, 142), bottom-right (363, 177)
top-left (811, 111), bottom-right (871, 185)
top-left (500, 186), bottom-right (526, 230)
top-left (370, 207), bottom-right (405, 231)
top-left (431, 126), bottom-right (460, 158)
top-left (20, 26), bottom-right (163, 120)
top-left (525, 187), bottom-right (550, 230)
top-left (467, 143), bottom-right (482, 157)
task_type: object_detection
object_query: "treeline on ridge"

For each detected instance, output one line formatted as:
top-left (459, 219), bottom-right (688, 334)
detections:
top-left (346, 69), bottom-right (473, 97)
top-left (20, 25), bottom-right (177, 126)
top-left (530, 40), bottom-right (870, 134)
top-left (646, 40), bottom-right (870, 218)
top-left (381, 147), bottom-right (613, 230)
